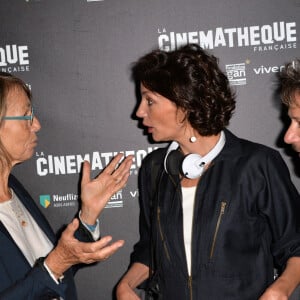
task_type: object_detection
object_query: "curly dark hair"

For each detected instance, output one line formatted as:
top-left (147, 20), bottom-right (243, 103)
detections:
top-left (132, 44), bottom-right (236, 136)
top-left (279, 59), bottom-right (300, 106)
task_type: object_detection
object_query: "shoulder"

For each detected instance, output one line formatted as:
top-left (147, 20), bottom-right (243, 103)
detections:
top-left (225, 129), bottom-right (281, 158)
top-left (139, 147), bottom-right (167, 187)
top-left (141, 146), bottom-right (167, 168)
top-left (8, 174), bottom-right (28, 193)
top-left (224, 130), bottom-right (287, 172)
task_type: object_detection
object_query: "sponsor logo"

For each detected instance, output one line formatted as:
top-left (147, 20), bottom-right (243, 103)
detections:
top-left (253, 64), bottom-right (284, 75)
top-left (225, 62), bottom-right (247, 86)
top-left (39, 195), bottom-right (51, 208)
top-left (40, 191), bottom-right (123, 209)
top-left (158, 21), bottom-right (297, 52)
top-left (253, 60), bottom-right (299, 76)
top-left (106, 191), bottom-right (123, 208)
top-left (39, 193), bottom-right (78, 209)
top-left (35, 147), bottom-right (157, 177)
top-left (0, 44), bottom-right (30, 73)
top-left (51, 193), bottom-right (78, 208)
top-left (129, 189), bottom-right (139, 198)
top-left (35, 147), bottom-right (159, 209)
top-left (40, 193), bottom-right (78, 209)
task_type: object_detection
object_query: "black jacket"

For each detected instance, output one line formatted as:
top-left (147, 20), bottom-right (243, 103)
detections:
top-left (131, 130), bottom-right (300, 300)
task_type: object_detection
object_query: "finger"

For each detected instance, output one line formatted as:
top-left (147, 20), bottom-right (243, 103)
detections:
top-left (113, 171), bottom-right (130, 190)
top-left (103, 153), bottom-right (125, 175)
top-left (79, 238), bottom-right (124, 263)
top-left (116, 155), bottom-right (133, 173)
top-left (61, 218), bottom-right (80, 239)
top-left (111, 156), bottom-right (133, 179)
top-left (81, 160), bottom-right (91, 187)
top-left (92, 240), bottom-right (125, 262)
top-left (92, 237), bottom-right (124, 251)
top-left (77, 235), bottom-right (114, 254)
top-left (68, 218), bottom-right (80, 233)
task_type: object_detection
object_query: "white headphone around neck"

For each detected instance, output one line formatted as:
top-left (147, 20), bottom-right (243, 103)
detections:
top-left (163, 131), bottom-right (226, 179)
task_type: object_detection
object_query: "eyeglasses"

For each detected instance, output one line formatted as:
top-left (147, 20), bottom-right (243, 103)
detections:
top-left (2, 106), bottom-right (34, 126)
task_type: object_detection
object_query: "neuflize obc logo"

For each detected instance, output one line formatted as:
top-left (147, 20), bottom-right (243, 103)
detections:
top-left (40, 195), bottom-right (51, 208)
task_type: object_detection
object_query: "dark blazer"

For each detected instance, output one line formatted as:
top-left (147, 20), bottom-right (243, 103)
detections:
top-left (0, 175), bottom-right (91, 300)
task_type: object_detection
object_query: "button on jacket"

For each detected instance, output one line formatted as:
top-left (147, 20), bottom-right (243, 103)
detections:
top-left (131, 129), bottom-right (300, 300)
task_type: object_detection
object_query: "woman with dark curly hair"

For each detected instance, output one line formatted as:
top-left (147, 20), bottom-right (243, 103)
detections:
top-left (116, 45), bottom-right (300, 299)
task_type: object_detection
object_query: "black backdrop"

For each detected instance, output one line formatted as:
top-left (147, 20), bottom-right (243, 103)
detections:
top-left (0, 0), bottom-right (299, 299)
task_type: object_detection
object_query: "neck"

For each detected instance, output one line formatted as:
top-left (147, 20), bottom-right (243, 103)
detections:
top-left (180, 132), bottom-right (222, 157)
top-left (0, 168), bottom-right (12, 203)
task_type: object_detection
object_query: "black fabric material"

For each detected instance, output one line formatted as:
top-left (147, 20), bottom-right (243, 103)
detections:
top-left (165, 150), bottom-right (184, 176)
top-left (131, 129), bottom-right (300, 300)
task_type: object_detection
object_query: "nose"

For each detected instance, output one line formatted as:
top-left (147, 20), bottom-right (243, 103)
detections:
top-left (31, 116), bottom-right (41, 132)
top-left (136, 101), bottom-right (147, 119)
top-left (284, 123), bottom-right (298, 145)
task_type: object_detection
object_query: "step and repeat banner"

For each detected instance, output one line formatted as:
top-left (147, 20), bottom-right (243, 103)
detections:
top-left (0, 0), bottom-right (299, 299)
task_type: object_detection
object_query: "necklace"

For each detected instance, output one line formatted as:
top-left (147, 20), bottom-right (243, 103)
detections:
top-left (10, 190), bottom-right (28, 227)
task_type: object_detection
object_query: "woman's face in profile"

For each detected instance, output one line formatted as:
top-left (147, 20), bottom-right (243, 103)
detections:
top-left (136, 84), bottom-right (189, 143)
top-left (0, 86), bottom-right (41, 166)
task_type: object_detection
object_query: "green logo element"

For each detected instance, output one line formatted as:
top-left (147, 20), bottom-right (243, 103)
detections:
top-left (40, 195), bottom-right (51, 208)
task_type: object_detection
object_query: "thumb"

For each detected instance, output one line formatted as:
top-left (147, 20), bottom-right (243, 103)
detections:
top-left (81, 160), bottom-right (91, 187)
top-left (64, 218), bottom-right (80, 236)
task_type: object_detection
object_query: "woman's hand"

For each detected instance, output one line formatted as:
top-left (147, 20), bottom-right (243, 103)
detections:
top-left (116, 262), bottom-right (150, 300)
top-left (259, 287), bottom-right (288, 300)
top-left (259, 257), bottom-right (300, 300)
top-left (45, 218), bottom-right (124, 278)
top-left (116, 282), bottom-right (141, 300)
top-left (259, 277), bottom-right (290, 300)
top-left (80, 153), bottom-right (133, 225)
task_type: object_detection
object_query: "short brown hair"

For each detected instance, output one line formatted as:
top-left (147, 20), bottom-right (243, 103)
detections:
top-left (279, 59), bottom-right (300, 106)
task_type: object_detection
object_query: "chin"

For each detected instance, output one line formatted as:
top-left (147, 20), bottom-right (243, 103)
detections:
top-left (151, 133), bottom-right (165, 142)
top-left (292, 145), bottom-right (300, 153)
top-left (152, 136), bottom-right (163, 143)
top-left (24, 151), bottom-right (35, 161)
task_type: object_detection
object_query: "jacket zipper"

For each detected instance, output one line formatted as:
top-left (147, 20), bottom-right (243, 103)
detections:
top-left (209, 201), bottom-right (227, 259)
top-left (188, 276), bottom-right (193, 300)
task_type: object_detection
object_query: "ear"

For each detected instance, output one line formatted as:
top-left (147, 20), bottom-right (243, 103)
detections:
top-left (176, 106), bottom-right (188, 125)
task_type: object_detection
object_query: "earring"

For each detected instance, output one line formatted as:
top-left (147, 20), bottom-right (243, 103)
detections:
top-left (190, 136), bottom-right (197, 143)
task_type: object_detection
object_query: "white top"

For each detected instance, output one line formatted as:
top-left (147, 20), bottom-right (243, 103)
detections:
top-left (0, 189), bottom-right (53, 266)
top-left (0, 189), bottom-right (100, 299)
top-left (181, 186), bottom-right (197, 275)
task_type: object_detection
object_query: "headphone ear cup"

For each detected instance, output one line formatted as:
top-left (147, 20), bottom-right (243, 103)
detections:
top-left (165, 150), bottom-right (184, 175)
top-left (182, 153), bottom-right (205, 179)
top-left (164, 132), bottom-right (225, 179)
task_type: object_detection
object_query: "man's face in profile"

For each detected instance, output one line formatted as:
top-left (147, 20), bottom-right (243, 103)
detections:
top-left (284, 91), bottom-right (300, 155)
